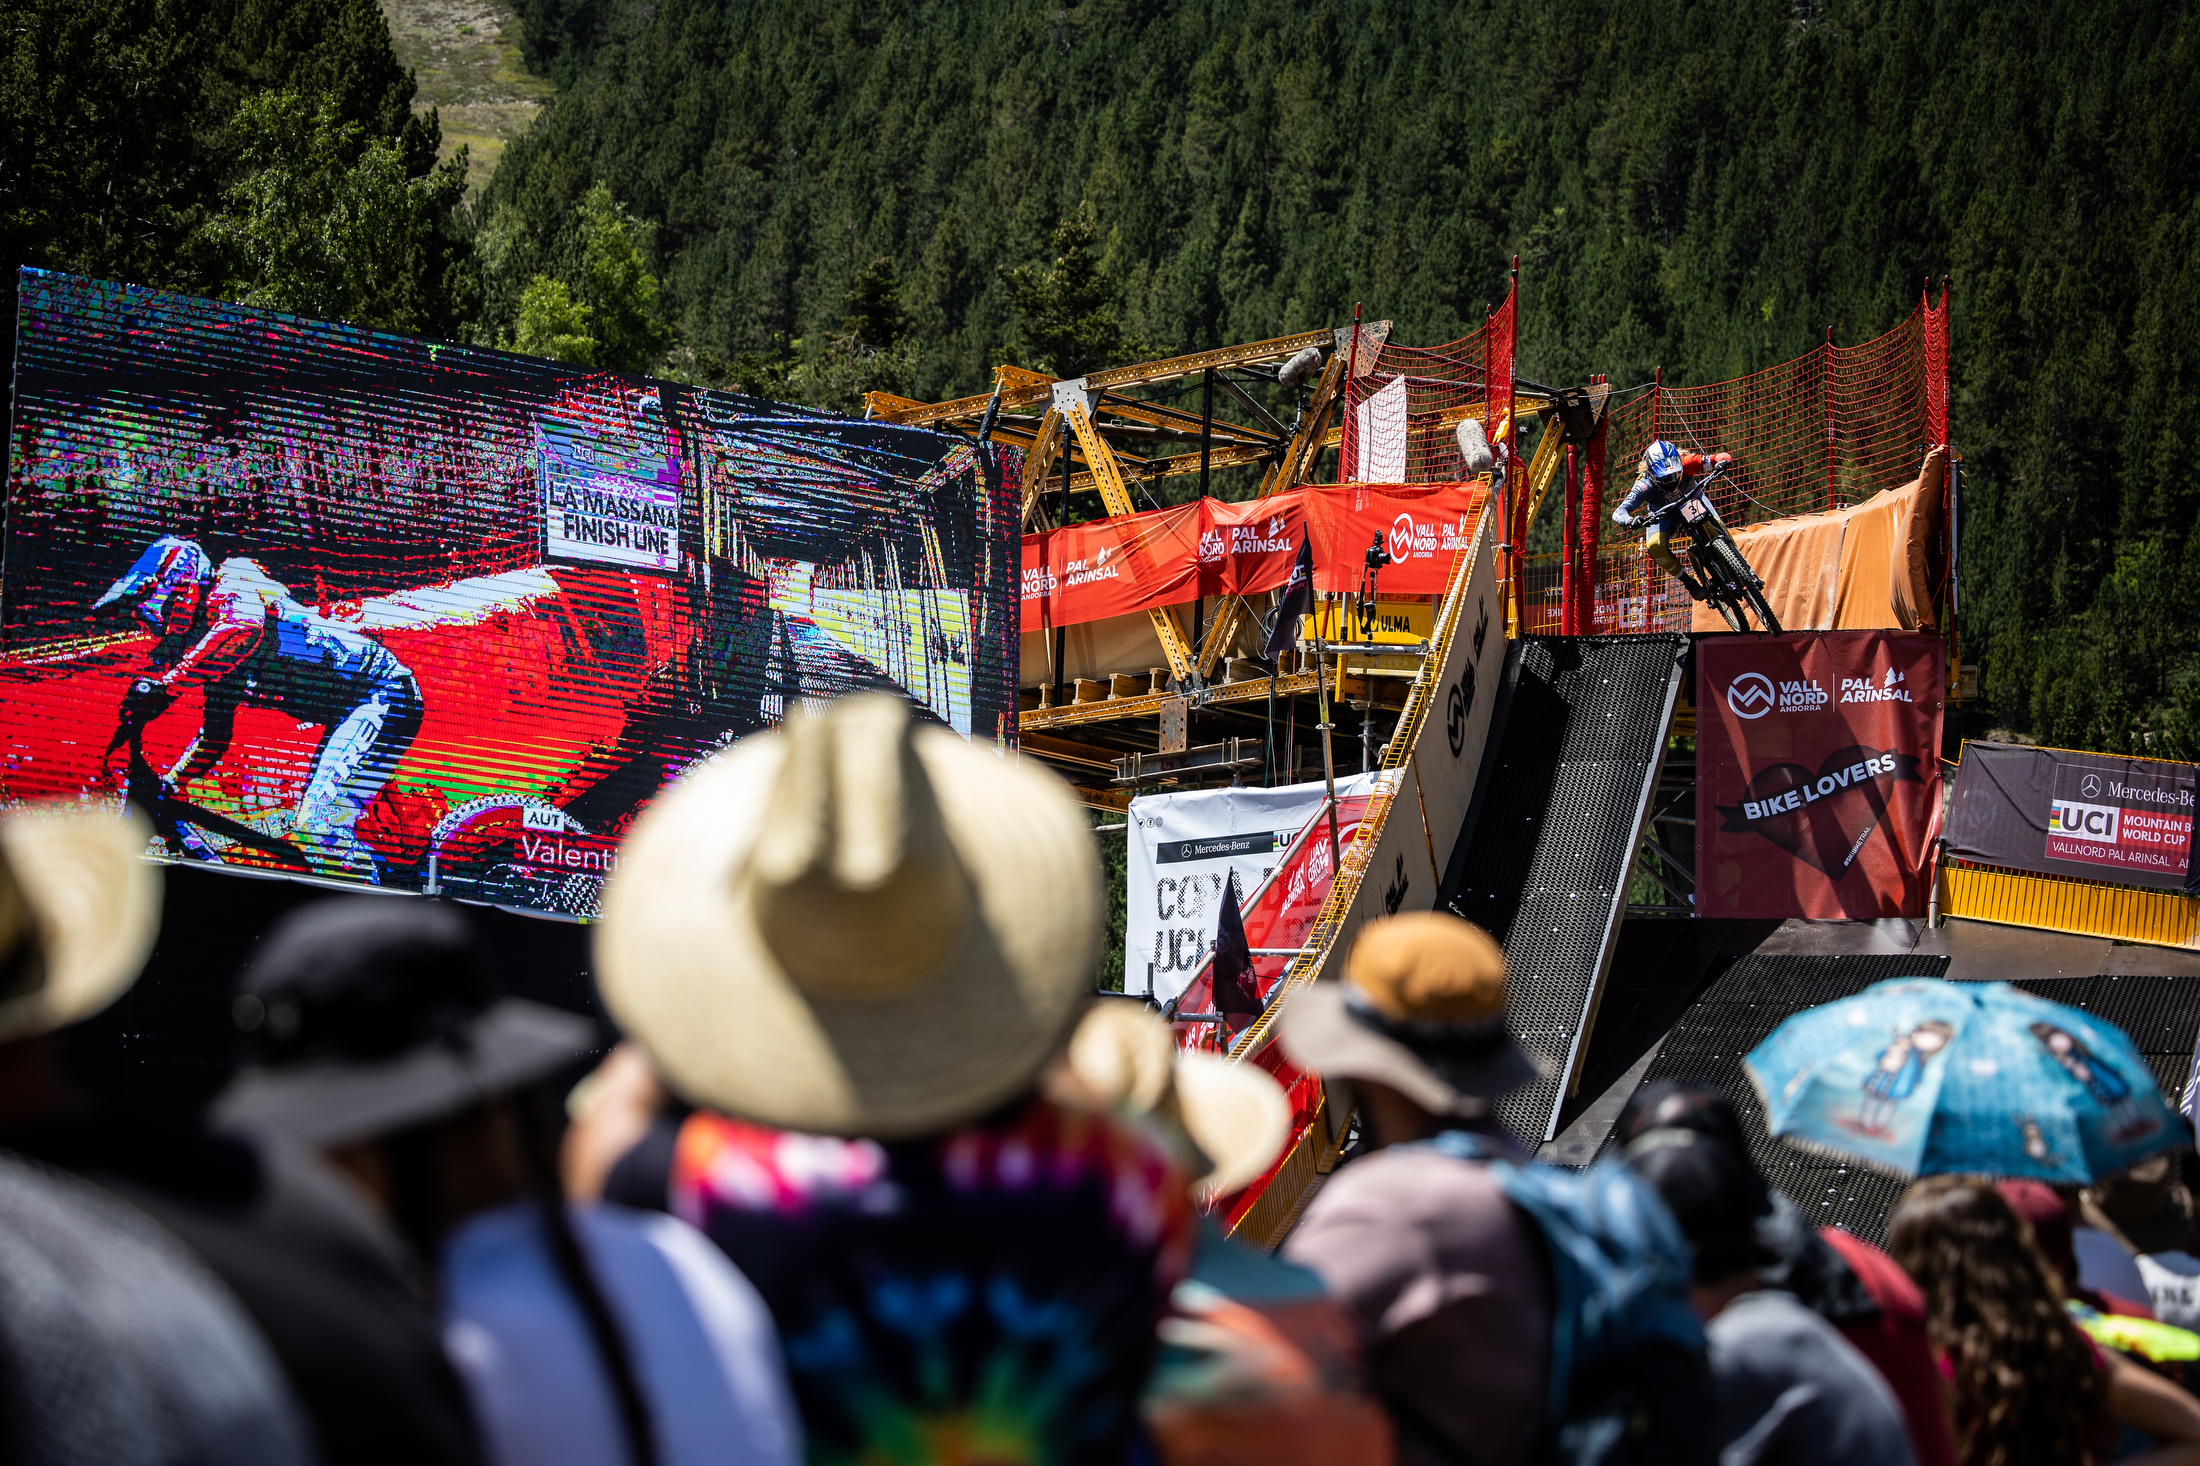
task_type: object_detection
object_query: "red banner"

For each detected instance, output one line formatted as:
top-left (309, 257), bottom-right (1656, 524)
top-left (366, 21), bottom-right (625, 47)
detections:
top-left (1168, 790), bottom-right (1376, 1044)
top-left (1195, 494), bottom-right (1305, 597)
top-left (1696, 631), bottom-right (1945, 918)
top-left (1306, 484), bottom-right (1486, 596)
top-left (1020, 484), bottom-right (1486, 632)
top-left (1019, 501), bottom-right (1200, 631)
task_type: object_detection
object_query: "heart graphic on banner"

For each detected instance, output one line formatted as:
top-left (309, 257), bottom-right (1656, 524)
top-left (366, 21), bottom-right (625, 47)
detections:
top-left (1718, 744), bottom-right (1924, 877)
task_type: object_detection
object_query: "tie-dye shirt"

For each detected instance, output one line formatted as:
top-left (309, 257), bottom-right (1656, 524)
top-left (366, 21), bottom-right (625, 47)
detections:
top-left (670, 1097), bottom-right (1196, 1466)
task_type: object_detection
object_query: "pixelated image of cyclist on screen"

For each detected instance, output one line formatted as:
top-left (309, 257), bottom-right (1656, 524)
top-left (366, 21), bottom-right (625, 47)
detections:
top-left (95, 535), bottom-right (423, 884)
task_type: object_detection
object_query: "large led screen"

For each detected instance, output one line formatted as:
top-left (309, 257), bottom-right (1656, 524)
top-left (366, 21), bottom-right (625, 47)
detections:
top-left (3, 270), bottom-right (1017, 917)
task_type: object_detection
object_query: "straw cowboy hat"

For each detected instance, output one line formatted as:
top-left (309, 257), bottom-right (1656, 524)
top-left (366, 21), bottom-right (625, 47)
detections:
top-left (596, 693), bottom-right (1101, 1139)
top-left (1278, 911), bottom-right (1543, 1116)
top-left (1060, 998), bottom-right (1293, 1200)
top-left (0, 804), bottom-right (160, 1046)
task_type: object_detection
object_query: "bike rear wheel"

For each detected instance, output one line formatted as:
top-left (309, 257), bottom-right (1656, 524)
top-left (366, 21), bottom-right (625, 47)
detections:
top-left (1741, 582), bottom-right (1783, 635)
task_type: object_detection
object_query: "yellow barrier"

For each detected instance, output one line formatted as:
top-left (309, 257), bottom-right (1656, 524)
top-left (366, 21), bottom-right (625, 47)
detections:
top-left (1941, 861), bottom-right (2200, 949)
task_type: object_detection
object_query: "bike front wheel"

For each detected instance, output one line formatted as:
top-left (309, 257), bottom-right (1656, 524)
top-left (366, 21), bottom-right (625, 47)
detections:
top-left (1713, 538), bottom-right (1783, 634)
top-left (1685, 541), bottom-right (1748, 632)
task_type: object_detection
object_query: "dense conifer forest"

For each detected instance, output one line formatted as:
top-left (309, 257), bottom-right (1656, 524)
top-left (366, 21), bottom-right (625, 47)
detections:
top-left (5, 0), bottom-right (2200, 753)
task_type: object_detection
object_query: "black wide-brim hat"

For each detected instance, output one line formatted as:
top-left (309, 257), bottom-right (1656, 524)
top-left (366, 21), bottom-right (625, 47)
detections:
top-left (212, 896), bottom-right (596, 1147)
top-left (216, 998), bottom-right (595, 1147)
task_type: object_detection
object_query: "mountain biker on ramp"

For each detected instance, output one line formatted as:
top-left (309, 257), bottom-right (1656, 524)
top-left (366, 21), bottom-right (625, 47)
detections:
top-left (1610, 440), bottom-right (1735, 601)
top-left (95, 536), bottom-right (423, 883)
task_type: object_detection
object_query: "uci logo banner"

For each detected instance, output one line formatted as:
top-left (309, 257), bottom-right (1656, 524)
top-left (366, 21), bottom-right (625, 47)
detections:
top-left (1946, 742), bottom-right (2196, 890)
top-left (2041, 760), bottom-right (2191, 878)
top-left (2049, 801), bottom-right (2120, 841)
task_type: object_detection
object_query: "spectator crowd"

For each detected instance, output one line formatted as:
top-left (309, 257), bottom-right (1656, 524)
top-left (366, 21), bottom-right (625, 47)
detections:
top-left (7, 691), bottom-right (2200, 1465)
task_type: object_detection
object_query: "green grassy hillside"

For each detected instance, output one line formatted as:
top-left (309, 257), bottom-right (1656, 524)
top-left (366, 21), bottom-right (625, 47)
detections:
top-left (378, 0), bottom-right (552, 194)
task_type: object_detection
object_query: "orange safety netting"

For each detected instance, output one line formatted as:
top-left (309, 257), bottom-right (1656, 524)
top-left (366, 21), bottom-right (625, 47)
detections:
top-left (1556, 286), bottom-right (1951, 633)
top-left (1598, 288), bottom-right (1950, 542)
top-left (1521, 546), bottom-right (1696, 635)
top-left (1335, 283), bottom-right (1948, 634)
top-left (1337, 285), bottom-right (1516, 486)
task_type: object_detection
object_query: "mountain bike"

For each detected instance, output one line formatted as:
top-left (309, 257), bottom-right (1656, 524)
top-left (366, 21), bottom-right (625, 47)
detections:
top-left (1674, 470), bottom-right (1783, 634)
top-left (106, 685), bottom-right (311, 870)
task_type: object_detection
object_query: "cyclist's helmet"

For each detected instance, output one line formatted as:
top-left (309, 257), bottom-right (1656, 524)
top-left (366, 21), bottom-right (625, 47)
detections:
top-left (1640, 440), bottom-right (1685, 485)
top-left (95, 536), bottom-right (214, 636)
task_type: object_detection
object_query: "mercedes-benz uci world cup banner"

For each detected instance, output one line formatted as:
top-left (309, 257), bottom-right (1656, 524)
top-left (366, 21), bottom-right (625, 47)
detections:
top-left (1125, 773), bottom-right (1376, 999)
top-left (1697, 630), bottom-right (1946, 919)
top-left (2, 270), bottom-right (1016, 919)
top-left (1946, 742), bottom-right (2196, 891)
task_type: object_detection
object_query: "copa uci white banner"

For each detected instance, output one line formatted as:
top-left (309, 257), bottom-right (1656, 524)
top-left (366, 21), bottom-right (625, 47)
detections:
top-left (1125, 772), bottom-right (1375, 1000)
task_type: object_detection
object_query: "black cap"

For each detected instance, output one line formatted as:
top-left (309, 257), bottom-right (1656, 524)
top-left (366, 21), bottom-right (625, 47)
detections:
top-left (1622, 1127), bottom-right (1775, 1282)
top-left (1617, 1081), bottom-right (1755, 1162)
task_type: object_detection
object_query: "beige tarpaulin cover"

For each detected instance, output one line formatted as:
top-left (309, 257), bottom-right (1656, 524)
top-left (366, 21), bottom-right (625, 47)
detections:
top-left (1690, 447), bottom-right (1947, 633)
top-left (1018, 596), bottom-right (1267, 688)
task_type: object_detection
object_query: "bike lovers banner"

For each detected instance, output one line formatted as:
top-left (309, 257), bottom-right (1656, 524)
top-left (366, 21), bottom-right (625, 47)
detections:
top-left (1697, 631), bottom-right (1946, 918)
top-left (1019, 482), bottom-right (1487, 632)
top-left (1946, 742), bottom-right (2196, 890)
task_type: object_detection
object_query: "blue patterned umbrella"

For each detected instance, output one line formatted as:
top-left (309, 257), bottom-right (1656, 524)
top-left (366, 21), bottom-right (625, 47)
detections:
top-left (1743, 978), bottom-right (2186, 1183)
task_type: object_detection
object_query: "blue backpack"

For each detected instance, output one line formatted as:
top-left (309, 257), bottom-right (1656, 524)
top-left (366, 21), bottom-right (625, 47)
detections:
top-left (1418, 1131), bottom-right (1718, 1466)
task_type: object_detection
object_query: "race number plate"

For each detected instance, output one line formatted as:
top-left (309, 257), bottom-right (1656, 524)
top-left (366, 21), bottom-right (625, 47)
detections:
top-left (1680, 495), bottom-right (1711, 523)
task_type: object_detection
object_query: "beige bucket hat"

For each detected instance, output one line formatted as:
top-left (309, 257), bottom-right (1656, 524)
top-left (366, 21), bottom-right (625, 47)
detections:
top-left (596, 694), bottom-right (1101, 1139)
top-left (0, 804), bottom-right (160, 1045)
top-left (1061, 999), bottom-right (1292, 1200)
top-left (1278, 911), bottom-right (1543, 1117)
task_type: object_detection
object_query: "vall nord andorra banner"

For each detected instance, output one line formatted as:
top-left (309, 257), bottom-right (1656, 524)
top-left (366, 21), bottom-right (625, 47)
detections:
top-left (1697, 630), bottom-right (1946, 919)
top-left (1946, 742), bottom-right (2196, 891)
top-left (1018, 483), bottom-right (1486, 632)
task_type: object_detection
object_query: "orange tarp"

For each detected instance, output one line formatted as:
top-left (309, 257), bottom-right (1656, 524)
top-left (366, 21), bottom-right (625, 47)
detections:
top-left (1690, 448), bottom-right (1947, 633)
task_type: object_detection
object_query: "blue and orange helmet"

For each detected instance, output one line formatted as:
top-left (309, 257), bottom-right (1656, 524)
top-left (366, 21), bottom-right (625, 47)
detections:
top-left (95, 537), bottom-right (214, 636)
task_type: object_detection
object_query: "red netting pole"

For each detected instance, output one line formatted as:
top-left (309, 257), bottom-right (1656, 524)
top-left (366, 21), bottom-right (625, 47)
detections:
top-left (1581, 378), bottom-right (1607, 634)
top-left (1652, 367), bottom-right (1662, 443)
top-left (1560, 441), bottom-right (1577, 634)
top-left (1504, 258), bottom-right (1523, 633)
top-left (1925, 279), bottom-right (1950, 448)
top-left (1342, 302), bottom-right (1363, 483)
top-left (1482, 304), bottom-right (1501, 598)
top-left (1823, 326), bottom-right (1837, 512)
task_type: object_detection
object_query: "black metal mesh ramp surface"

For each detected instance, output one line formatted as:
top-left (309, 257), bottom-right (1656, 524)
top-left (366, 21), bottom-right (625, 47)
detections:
top-left (2035, 973), bottom-right (2200, 1102)
top-left (1612, 953), bottom-right (1951, 1244)
top-left (1607, 956), bottom-right (2200, 1245)
top-left (1441, 634), bottom-right (1690, 1144)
